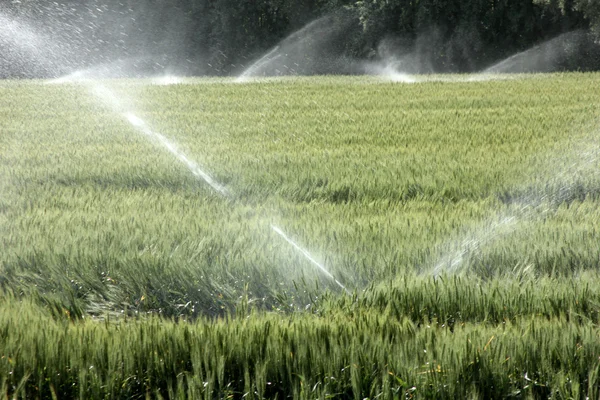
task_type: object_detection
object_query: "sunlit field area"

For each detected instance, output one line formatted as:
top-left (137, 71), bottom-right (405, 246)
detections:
top-left (2, 74), bottom-right (600, 398)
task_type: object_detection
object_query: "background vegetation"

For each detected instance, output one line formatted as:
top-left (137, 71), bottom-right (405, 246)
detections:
top-left (1, 74), bottom-right (600, 397)
top-left (2, 0), bottom-right (600, 77)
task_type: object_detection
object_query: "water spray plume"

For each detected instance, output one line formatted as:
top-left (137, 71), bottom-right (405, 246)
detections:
top-left (94, 86), bottom-right (338, 287)
top-left (125, 112), bottom-right (146, 129)
top-left (271, 225), bottom-right (349, 293)
top-left (237, 12), bottom-right (357, 79)
top-left (483, 31), bottom-right (587, 74)
top-left (364, 62), bottom-right (418, 83)
top-left (7, 10), bottom-right (341, 295)
top-left (237, 47), bottom-right (281, 82)
top-left (118, 110), bottom-right (230, 197)
top-left (2, 6), bottom-right (347, 302)
top-left (90, 81), bottom-right (231, 197)
top-left (0, 12), bottom-right (67, 77)
top-left (153, 75), bottom-right (185, 85)
top-left (432, 215), bottom-right (519, 277)
top-left (431, 124), bottom-right (600, 277)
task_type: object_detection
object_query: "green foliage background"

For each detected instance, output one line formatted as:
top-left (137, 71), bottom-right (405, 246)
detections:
top-left (3, 0), bottom-right (600, 77)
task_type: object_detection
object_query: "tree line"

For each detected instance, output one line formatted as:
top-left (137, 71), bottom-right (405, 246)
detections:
top-left (2, 0), bottom-right (600, 77)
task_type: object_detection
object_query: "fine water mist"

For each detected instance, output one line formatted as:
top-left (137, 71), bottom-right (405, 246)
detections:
top-left (358, 34), bottom-right (494, 82)
top-left (85, 79), bottom-right (348, 289)
top-left (47, 57), bottom-right (175, 83)
top-left (1, 9), bottom-right (348, 296)
top-left (0, 2), bottom-right (197, 79)
top-left (356, 27), bottom-right (598, 81)
top-left (362, 35), bottom-right (439, 80)
top-left (0, 12), bottom-right (72, 77)
top-left (237, 12), bottom-right (359, 80)
top-left (271, 226), bottom-right (348, 293)
top-left (5, 2), bottom-right (600, 303)
top-left (484, 31), bottom-right (590, 74)
top-left (432, 123), bottom-right (600, 277)
top-left (152, 75), bottom-right (186, 86)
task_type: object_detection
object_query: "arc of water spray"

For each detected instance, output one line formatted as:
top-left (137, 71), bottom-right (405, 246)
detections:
top-left (482, 31), bottom-right (586, 74)
top-left (431, 215), bottom-right (519, 277)
top-left (271, 225), bottom-right (349, 293)
top-left (4, 9), bottom-right (348, 297)
top-left (124, 112), bottom-right (230, 197)
top-left (88, 83), bottom-right (229, 197)
top-left (87, 82), bottom-right (347, 292)
top-left (431, 125), bottom-right (600, 277)
top-left (237, 46), bottom-right (281, 82)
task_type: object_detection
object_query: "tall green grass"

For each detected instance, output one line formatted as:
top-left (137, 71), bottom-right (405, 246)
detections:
top-left (2, 289), bottom-right (600, 399)
top-left (1, 74), bottom-right (600, 397)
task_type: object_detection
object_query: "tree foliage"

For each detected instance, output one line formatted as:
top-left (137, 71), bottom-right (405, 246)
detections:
top-left (1, 0), bottom-right (599, 77)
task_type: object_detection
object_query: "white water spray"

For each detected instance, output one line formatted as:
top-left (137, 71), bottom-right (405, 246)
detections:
top-left (152, 75), bottom-right (186, 85)
top-left (0, 12), bottom-right (70, 77)
top-left (82, 78), bottom-right (345, 290)
top-left (271, 225), bottom-right (348, 293)
top-left (432, 215), bottom-right (519, 277)
top-left (483, 31), bottom-right (586, 74)
top-left (119, 92), bottom-right (348, 290)
top-left (432, 124), bottom-right (600, 276)
top-left (123, 111), bottom-right (229, 196)
top-left (364, 61), bottom-right (418, 83)
top-left (237, 47), bottom-right (281, 82)
top-left (236, 13), bottom-right (357, 79)
top-left (51, 72), bottom-right (346, 291)
top-left (3, 7), bottom-right (350, 301)
top-left (89, 81), bottom-right (231, 197)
